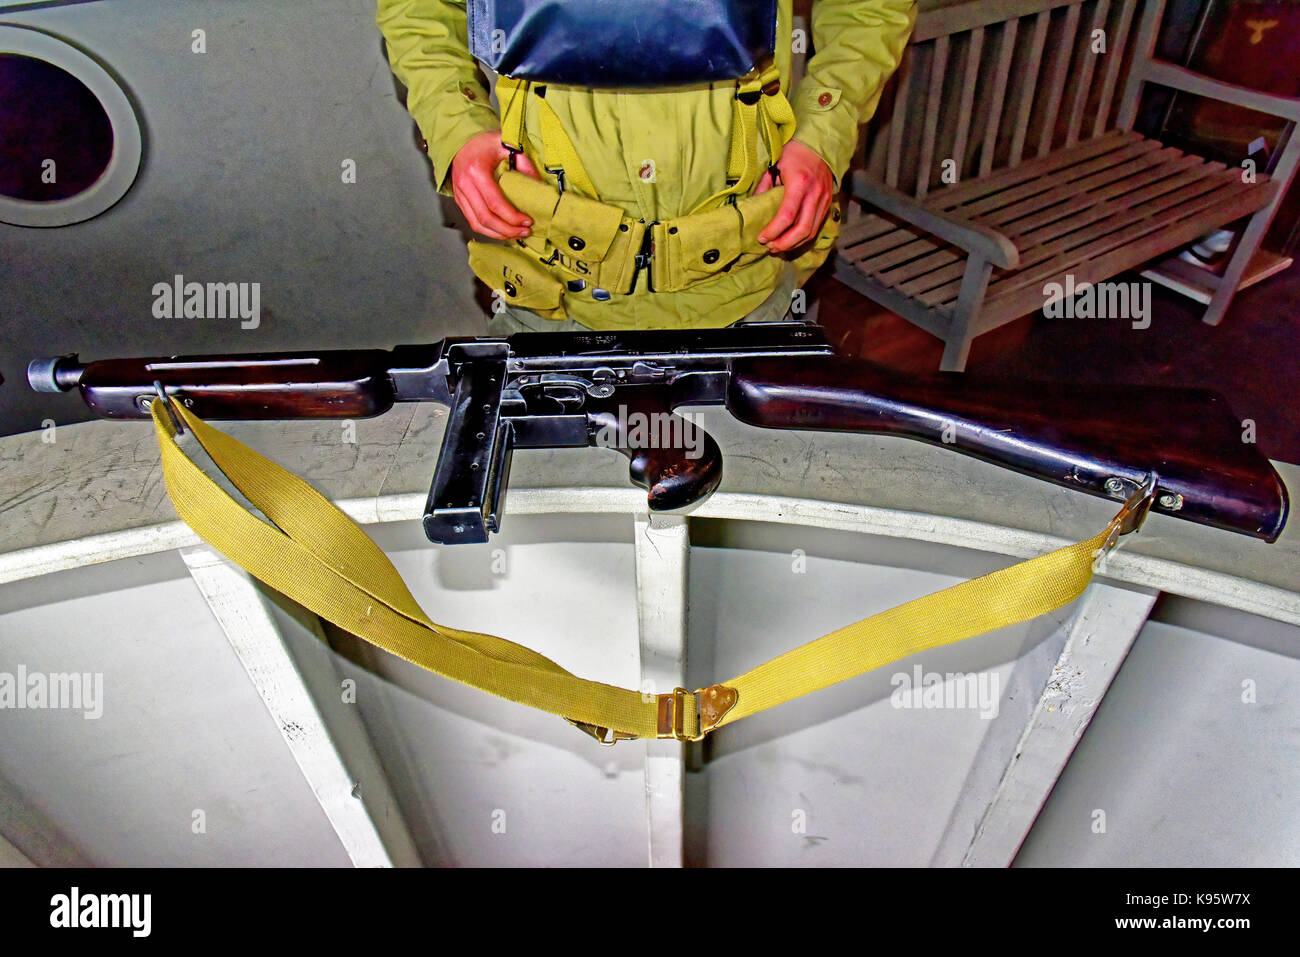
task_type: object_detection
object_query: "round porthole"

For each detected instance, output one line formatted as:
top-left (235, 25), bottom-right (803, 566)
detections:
top-left (0, 25), bottom-right (142, 227)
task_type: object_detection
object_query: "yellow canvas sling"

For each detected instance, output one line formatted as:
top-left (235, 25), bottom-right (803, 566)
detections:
top-left (150, 396), bottom-right (1145, 744)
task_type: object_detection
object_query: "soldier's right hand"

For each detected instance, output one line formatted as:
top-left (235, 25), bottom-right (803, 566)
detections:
top-left (450, 130), bottom-right (541, 240)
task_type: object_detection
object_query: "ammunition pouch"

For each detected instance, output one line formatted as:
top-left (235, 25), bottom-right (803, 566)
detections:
top-left (468, 168), bottom-right (834, 314)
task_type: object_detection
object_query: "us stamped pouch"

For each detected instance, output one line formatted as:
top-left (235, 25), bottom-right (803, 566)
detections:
top-left (468, 0), bottom-right (778, 87)
top-left (468, 240), bottom-right (569, 320)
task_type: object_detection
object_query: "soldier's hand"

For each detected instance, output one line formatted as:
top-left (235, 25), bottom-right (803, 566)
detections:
top-left (451, 130), bottom-right (542, 240)
top-left (755, 140), bottom-right (834, 253)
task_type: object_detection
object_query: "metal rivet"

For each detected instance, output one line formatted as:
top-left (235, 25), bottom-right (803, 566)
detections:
top-left (1103, 477), bottom-right (1126, 494)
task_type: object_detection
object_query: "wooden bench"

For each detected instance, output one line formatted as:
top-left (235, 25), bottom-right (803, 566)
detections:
top-left (833, 0), bottom-right (1300, 370)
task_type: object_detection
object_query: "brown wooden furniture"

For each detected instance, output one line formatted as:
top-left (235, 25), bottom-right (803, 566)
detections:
top-left (834, 0), bottom-right (1300, 370)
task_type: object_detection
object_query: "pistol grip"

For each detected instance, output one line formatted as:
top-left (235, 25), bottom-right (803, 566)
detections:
top-left (587, 390), bottom-right (723, 512)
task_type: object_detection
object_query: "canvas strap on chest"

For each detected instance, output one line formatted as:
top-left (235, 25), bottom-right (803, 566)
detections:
top-left (149, 397), bottom-right (1149, 745)
top-left (495, 59), bottom-right (795, 213)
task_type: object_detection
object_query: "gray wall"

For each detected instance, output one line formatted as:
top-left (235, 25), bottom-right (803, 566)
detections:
top-left (0, 0), bottom-right (483, 436)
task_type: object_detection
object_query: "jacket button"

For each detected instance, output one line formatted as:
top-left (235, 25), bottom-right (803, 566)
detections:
top-left (567, 279), bottom-right (586, 292)
top-left (702, 248), bottom-right (720, 264)
top-left (569, 236), bottom-right (585, 251)
top-left (832, 208), bottom-right (841, 222)
top-left (817, 92), bottom-right (832, 107)
top-left (503, 282), bottom-right (517, 297)
top-left (592, 288), bottom-right (611, 301)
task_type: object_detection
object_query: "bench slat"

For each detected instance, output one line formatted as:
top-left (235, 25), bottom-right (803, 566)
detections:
top-left (980, 181), bottom-right (1276, 325)
top-left (917, 34), bottom-right (950, 200)
top-left (868, 140), bottom-right (1169, 289)
top-left (980, 18), bottom-right (1020, 176)
top-left (885, 47), bottom-right (915, 189)
top-left (1092, 0), bottom-right (1138, 137)
top-left (1065, 0), bottom-right (1110, 147)
top-left (952, 138), bottom-right (1162, 220)
top-left (838, 214), bottom-right (902, 248)
top-left (1009, 10), bottom-right (1053, 167)
top-left (905, 162), bottom-right (1264, 307)
top-left (979, 176), bottom-right (1266, 304)
top-left (1037, 1), bottom-right (1082, 157)
top-left (951, 27), bottom-right (986, 187)
top-left (925, 128), bottom-right (1136, 209)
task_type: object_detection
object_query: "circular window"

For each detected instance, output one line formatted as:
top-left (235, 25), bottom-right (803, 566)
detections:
top-left (0, 26), bottom-right (142, 227)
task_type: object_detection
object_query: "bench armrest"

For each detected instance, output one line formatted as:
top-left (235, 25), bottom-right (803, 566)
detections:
top-left (850, 172), bottom-right (1021, 269)
top-left (1142, 59), bottom-right (1300, 124)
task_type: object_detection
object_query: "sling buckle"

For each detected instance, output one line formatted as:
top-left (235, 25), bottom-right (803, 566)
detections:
top-left (657, 685), bottom-right (738, 741)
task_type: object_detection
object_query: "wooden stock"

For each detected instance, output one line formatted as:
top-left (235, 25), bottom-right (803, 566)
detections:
top-left (727, 357), bottom-right (1288, 542)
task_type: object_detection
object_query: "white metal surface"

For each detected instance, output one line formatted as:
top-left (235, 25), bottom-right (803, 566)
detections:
top-left (634, 515), bottom-right (689, 868)
top-left (181, 546), bottom-right (420, 867)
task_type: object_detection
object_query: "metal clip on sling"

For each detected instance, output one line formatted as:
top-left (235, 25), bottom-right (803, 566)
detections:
top-left (567, 719), bottom-right (638, 747)
top-left (152, 380), bottom-right (184, 435)
top-left (1095, 473), bottom-right (1158, 567)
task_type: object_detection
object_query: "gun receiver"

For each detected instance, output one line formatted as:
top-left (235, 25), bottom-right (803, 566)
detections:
top-left (29, 322), bottom-right (1288, 544)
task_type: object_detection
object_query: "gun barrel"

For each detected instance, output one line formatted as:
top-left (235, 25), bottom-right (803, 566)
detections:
top-left (28, 356), bottom-right (86, 393)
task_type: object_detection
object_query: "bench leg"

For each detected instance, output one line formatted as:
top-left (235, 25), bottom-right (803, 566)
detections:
top-left (1202, 209), bottom-right (1272, 327)
top-left (940, 255), bottom-right (993, 372)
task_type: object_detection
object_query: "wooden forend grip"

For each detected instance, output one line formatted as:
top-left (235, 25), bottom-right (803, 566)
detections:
top-left (76, 350), bottom-right (397, 420)
top-left (727, 356), bottom-right (1288, 542)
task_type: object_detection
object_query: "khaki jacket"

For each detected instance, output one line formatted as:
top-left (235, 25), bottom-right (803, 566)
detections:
top-left (377, 0), bottom-right (915, 329)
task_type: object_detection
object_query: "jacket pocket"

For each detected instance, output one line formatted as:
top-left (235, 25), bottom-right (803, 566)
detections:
top-left (468, 240), bottom-right (569, 319)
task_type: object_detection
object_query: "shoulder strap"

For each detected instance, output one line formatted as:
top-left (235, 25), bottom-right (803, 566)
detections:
top-left (150, 398), bottom-right (1130, 744)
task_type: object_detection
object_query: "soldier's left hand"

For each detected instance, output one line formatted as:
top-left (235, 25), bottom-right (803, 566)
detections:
top-left (754, 140), bottom-right (834, 253)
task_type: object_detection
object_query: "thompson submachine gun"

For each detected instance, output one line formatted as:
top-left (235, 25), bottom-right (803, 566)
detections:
top-left (29, 321), bottom-right (1288, 544)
